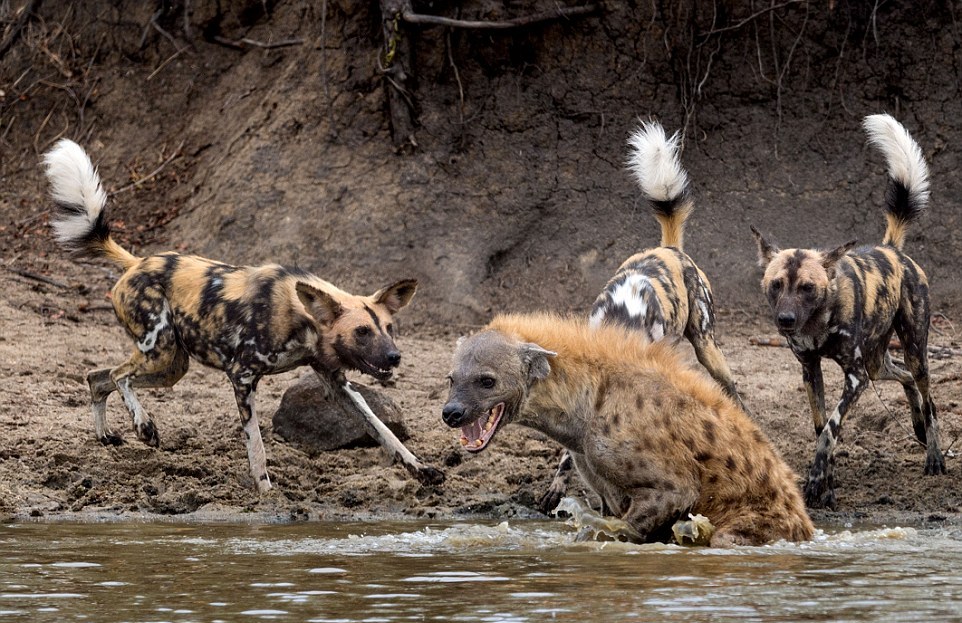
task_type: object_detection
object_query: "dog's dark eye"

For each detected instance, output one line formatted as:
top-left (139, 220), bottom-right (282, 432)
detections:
top-left (386, 323), bottom-right (394, 335)
top-left (478, 377), bottom-right (496, 389)
top-left (799, 283), bottom-right (815, 294)
top-left (769, 280), bottom-right (783, 293)
top-left (355, 326), bottom-right (372, 338)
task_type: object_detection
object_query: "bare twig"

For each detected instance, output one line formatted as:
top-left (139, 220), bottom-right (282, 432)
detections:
top-left (109, 140), bottom-right (185, 196)
top-left (400, 3), bottom-right (597, 29)
top-left (749, 335), bottom-right (962, 358)
top-left (698, 0), bottom-right (806, 38)
top-left (147, 48), bottom-right (185, 81)
top-left (6, 267), bottom-right (70, 289)
top-left (212, 35), bottom-right (304, 50)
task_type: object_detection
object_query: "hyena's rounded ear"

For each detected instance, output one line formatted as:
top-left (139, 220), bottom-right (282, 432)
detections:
top-left (296, 282), bottom-right (344, 327)
top-left (519, 342), bottom-right (557, 383)
top-left (373, 279), bottom-right (418, 314)
top-left (750, 225), bottom-right (778, 267)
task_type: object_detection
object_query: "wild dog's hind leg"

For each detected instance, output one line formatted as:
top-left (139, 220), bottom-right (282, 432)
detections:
top-left (110, 346), bottom-right (189, 447)
top-left (895, 309), bottom-right (946, 475)
top-left (88, 368), bottom-right (122, 445)
top-left (686, 330), bottom-right (749, 414)
top-left (229, 376), bottom-right (272, 493)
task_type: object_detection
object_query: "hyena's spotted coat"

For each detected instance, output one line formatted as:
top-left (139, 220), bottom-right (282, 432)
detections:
top-left (442, 314), bottom-right (814, 546)
top-left (44, 139), bottom-right (443, 491)
top-left (541, 121), bottom-right (747, 513)
top-left (751, 114), bottom-right (945, 509)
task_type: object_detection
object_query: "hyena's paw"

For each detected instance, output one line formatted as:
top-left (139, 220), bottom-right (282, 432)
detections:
top-left (803, 476), bottom-right (837, 511)
top-left (924, 451), bottom-right (946, 476)
top-left (136, 421), bottom-right (160, 447)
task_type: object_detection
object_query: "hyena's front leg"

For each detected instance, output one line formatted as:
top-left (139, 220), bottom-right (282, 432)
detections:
top-left (334, 375), bottom-right (444, 486)
top-left (230, 377), bottom-right (272, 493)
top-left (622, 487), bottom-right (699, 544)
top-left (803, 367), bottom-right (866, 510)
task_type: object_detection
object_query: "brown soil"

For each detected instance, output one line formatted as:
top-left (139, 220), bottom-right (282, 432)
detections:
top-left (1, 259), bottom-right (961, 526)
top-left (2, 1), bottom-right (962, 527)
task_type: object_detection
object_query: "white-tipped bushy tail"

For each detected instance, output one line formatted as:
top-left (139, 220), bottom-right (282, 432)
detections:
top-left (43, 139), bottom-right (136, 266)
top-left (626, 121), bottom-right (694, 248)
top-left (863, 114), bottom-right (930, 250)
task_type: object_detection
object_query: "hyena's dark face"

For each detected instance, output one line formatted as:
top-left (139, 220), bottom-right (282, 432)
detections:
top-left (752, 227), bottom-right (855, 335)
top-left (442, 330), bottom-right (554, 453)
top-left (297, 279), bottom-right (417, 381)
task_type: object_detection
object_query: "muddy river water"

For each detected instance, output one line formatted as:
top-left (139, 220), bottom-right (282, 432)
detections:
top-left (2, 518), bottom-right (961, 622)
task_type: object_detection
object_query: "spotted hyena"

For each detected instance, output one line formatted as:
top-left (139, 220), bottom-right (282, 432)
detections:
top-left (751, 113), bottom-right (945, 510)
top-left (541, 120), bottom-right (747, 513)
top-left (443, 313), bottom-right (814, 546)
top-left (43, 139), bottom-right (442, 491)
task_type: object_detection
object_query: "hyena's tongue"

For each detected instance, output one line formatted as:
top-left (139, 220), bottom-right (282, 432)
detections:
top-left (458, 403), bottom-right (505, 452)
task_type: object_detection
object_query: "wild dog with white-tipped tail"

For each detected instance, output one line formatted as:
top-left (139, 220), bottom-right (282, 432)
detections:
top-left (540, 121), bottom-right (748, 513)
top-left (42, 139), bottom-right (443, 492)
top-left (751, 114), bottom-right (945, 510)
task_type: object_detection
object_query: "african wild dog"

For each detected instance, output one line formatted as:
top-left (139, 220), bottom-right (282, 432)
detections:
top-left (44, 139), bottom-right (443, 491)
top-left (751, 113), bottom-right (945, 510)
top-left (442, 314), bottom-right (814, 546)
top-left (539, 121), bottom-right (748, 514)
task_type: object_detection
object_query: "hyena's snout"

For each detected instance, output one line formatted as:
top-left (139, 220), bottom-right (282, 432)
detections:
top-left (441, 400), bottom-right (469, 428)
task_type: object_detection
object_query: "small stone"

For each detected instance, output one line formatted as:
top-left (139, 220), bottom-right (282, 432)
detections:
top-left (271, 374), bottom-right (409, 454)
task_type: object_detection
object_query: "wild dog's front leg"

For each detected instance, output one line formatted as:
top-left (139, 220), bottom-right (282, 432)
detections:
top-left (336, 377), bottom-right (445, 485)
top-left (804, 367), bottom-right (866, 510)
top-left (230, 378), bottom-right (272, 493)
top-left (539, 450), bottom-right (574, 515)
top-left (799, 355), bottom-right (827, 437)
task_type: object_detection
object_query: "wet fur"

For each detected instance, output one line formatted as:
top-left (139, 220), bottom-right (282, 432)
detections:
top-left (751, 114), bottom-right (945, 510)
top-left (444, 314), bottom-right (814, 546)
top-left (43, 139), bottom-right (440, 492)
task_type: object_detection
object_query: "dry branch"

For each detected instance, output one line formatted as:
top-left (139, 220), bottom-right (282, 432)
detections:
top-left (212, 36), bottom-right (304, 50)
top-left (400, 3), bottom-right (598, 30)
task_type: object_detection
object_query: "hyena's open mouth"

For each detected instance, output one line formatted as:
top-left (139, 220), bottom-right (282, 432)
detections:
top-left (460, 403), bottom-right (505, 452)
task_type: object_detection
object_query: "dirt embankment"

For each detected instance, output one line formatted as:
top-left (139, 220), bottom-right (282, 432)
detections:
top-left (1, 1), bottom-right (962, 525)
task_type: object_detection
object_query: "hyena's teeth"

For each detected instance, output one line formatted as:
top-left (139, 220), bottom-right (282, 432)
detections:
top-left (474, 439), bottom-right (483, 448)
top-left (460, 437), bottom-right (469, 446)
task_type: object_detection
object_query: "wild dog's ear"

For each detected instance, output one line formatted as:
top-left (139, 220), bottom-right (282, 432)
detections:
top-left (296, 282), bottom-right (344, 327)
top-left (373, 279), bottom-right (418, 314)
top-left (821, 239), bottom-right (857, 279)
top-left (750, 225), bottom-right (778, 267)
top-left (519, 342), bottom-right (557, 383)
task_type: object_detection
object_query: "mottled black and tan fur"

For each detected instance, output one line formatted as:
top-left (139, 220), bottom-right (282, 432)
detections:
top-left (751, 114), bottom-right (945, 510)
top-left (44, 139), bottom-right (442, 492)
top-left (539, 122), bottom-right (748, 514)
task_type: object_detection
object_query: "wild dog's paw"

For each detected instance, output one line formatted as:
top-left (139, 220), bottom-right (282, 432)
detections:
top-left (924, 451), bottom-right (946, 476)
top-left (538, 484), bottom-right (565, 516)
top-left (803, 477), bottom-right (837, 510)
top-left (99, 432), bottom-right (124, 446)
top-left (136, 421), bottom-right (160, 448)
top-left (413, 465), bottom-right (445, 486)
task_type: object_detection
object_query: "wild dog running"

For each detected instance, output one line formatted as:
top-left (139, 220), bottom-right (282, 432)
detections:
top-left (540, 121), bottom-right (748, 513)
top-left (751, 113), bottom-right (945, 510)
top-left (43, 139), bottom-right (442, 492)
top-left (442, 313), bottom-right (813, 546)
